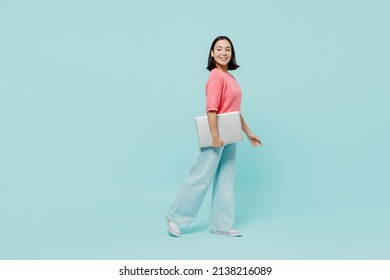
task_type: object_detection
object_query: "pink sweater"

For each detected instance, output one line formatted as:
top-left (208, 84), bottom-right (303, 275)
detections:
top-left (205, 68), bottom-right (242, 114)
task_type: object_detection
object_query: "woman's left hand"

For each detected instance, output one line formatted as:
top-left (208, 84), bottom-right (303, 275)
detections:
top-left (246, 133), bottom-right (262, 147)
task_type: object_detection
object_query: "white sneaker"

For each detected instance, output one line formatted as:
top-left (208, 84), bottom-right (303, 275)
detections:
top-left (166, 218), bottom-right (181, 237)
top-left (210, 229), bottom-right (242, 237)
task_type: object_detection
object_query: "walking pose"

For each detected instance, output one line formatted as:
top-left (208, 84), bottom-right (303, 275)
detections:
top-left (166, 36), bottom-right (262, 237)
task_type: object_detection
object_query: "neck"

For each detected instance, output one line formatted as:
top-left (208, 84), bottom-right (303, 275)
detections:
top-left (216, 64), bottom-right (228, 72)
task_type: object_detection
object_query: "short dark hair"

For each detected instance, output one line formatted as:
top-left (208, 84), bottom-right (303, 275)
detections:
top-left (206, 36), bottom-right (240, 71)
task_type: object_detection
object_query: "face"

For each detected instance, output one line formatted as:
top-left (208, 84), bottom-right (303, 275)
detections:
top-left (211, 39), bottom-right (232, 71)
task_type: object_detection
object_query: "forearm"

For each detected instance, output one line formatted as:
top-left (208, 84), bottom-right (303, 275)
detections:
top-left (240, 114), bottom-right (252, 135)
top-left (241, 114), bottom-right (262, 147)
top-left (207, 111), bottom-right (219, 139)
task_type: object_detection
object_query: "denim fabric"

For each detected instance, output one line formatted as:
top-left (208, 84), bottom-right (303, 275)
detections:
top-left (167, 143), bottom-right (237, 231)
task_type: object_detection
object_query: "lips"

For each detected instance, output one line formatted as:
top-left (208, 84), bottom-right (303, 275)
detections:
top-left (218, 57), bottom-right (228, 61)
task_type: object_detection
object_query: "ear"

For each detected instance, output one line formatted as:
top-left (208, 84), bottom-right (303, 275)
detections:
top-left (210, 50), bottom-right (214, 57)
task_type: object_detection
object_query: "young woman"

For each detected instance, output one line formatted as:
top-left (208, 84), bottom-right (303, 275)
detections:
top-left (166, 36), bottom-right (262, 237)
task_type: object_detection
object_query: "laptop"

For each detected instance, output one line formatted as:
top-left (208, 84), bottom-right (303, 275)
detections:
top-left (195, 111), bottom-right (243, 148)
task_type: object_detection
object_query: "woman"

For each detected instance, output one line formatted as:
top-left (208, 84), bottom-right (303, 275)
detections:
top-left (166, 36), bottom-right (262, 237)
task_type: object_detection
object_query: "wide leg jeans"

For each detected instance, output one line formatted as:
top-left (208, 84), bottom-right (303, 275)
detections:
top-left (166, 143), bottom-right (237, 232)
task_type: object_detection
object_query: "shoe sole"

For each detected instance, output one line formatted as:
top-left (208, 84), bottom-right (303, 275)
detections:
top-left (211, 230), bottom-right (242, 237)
top-left (167, 219), bottom-right (181, 237)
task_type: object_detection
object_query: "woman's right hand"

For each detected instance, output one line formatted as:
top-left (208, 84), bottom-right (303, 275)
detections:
top-left (212, 137), bottom-right (224, 148)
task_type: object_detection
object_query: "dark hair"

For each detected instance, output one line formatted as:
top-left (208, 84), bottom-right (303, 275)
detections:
top-left (206, 36), bottom-right (240, 71)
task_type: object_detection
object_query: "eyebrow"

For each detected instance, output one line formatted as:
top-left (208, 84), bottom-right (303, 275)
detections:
top-left (215, 45), bottom-right (231, 48)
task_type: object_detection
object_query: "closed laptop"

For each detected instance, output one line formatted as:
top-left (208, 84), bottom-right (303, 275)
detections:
top-left (195, 111), bottom-right (243, 148)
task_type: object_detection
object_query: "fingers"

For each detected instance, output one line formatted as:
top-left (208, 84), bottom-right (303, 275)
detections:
top-left (216, 141), bottom-right (224, 148)
top-left (250, 137), bottom-right (262, 148)
top-left (212, 139), bottom-right (224, 148)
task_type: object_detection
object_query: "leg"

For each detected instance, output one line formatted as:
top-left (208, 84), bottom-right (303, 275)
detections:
top-left (166, 146), bottom-right (223, 226)
top-left (209, 143), bottom-right (237, 232)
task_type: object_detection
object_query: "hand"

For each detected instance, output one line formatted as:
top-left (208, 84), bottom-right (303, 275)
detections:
top-left (212, 137), bottom-right (224, 148)
top-left (246, 133), bottom-right (262, 147)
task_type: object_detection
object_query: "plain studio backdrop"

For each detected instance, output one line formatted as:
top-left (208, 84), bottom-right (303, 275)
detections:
top-left (1, 0), bottom-right (389, 259)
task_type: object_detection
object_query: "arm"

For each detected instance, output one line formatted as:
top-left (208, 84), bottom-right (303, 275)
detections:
top-left (241, 114), bottom-right (262, 147)
top-left (207, 111), bottom-right (224, 148)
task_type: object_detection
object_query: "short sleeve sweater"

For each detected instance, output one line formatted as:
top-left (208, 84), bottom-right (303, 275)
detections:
top-left (205, 68), bottom-right (242, 114)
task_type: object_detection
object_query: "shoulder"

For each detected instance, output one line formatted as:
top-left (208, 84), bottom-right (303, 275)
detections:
top-left (209, 68), bottom-right (222, 76)
top-left (208, 68), bottom-right (225, 81)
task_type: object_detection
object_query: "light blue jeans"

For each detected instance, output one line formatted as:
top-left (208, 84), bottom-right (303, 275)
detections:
top-left (167, 143), bottom-right (237, 232)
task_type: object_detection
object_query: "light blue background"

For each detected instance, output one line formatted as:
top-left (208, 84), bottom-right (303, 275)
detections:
top-left (1, 0), bottom-right (389, 259)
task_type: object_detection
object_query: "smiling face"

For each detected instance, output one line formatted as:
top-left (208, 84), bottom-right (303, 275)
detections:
top-left (211, 39), bottom-right (232, 71)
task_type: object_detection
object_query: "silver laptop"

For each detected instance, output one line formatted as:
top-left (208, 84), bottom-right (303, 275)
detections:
top-left (195, 111), bottom-right (243, 148)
